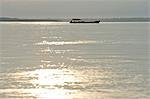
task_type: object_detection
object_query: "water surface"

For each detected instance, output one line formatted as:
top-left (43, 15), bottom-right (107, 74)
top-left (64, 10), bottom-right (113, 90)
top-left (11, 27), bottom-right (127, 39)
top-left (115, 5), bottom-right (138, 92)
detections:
top-left (0, 22), bottom-right (149, 99)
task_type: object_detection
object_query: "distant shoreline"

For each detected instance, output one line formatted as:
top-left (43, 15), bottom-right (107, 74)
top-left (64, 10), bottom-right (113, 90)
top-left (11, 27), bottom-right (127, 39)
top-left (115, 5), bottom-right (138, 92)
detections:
top-left (0, 18), bottom-right (149, 22)
top-left (0, 19), bottom-right (64, 22)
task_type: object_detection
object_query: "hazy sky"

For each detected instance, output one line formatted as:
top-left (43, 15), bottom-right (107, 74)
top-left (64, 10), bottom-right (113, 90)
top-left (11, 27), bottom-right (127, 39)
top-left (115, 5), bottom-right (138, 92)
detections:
top-left (0, 0), bottom-right (149, 18)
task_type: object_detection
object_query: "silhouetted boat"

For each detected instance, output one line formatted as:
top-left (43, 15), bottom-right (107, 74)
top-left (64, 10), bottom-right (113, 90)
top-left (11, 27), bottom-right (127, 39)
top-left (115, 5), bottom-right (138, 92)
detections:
top-left (70, 19), bottom-right (100, 23)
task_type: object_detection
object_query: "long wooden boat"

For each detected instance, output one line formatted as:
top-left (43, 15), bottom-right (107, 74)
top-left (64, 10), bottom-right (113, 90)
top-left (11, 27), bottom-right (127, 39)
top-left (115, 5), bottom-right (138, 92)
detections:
top-left (70, 19), bottom-right (100, 23)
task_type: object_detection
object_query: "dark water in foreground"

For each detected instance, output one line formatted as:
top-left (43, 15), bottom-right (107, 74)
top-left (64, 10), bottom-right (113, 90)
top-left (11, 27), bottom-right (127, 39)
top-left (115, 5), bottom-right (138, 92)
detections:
top-left (0, 22), bottom-right (149, 99)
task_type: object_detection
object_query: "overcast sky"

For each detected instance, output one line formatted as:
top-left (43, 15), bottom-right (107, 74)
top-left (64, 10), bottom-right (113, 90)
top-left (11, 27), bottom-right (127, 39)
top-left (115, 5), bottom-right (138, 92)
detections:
top-left (0, 0), bottom-right (149, 18)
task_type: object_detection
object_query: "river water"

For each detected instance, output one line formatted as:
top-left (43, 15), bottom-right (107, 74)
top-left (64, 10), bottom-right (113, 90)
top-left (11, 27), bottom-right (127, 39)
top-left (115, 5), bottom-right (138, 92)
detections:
top-left (0, 22), bottom-right (149, 99)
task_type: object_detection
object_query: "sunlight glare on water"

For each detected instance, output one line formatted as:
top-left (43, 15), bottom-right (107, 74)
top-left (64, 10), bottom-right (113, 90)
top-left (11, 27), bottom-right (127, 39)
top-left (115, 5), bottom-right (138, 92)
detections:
top-left (35, 40), bottom-right (97, 45)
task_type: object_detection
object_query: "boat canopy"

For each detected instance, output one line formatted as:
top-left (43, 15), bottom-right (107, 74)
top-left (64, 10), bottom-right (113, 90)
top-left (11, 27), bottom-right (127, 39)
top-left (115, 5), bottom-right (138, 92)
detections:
top-left (72, 19), bottom-right (81, 20)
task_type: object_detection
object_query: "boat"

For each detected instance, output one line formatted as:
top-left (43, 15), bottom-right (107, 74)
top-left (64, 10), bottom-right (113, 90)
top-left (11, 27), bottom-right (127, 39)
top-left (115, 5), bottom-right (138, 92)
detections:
top-left (70, 19), bottom-right (100, 23)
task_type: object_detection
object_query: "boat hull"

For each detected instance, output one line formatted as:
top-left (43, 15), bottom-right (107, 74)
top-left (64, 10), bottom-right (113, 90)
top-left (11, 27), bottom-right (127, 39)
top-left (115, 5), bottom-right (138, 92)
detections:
top-left (70, 21), bottom-right (100, 23)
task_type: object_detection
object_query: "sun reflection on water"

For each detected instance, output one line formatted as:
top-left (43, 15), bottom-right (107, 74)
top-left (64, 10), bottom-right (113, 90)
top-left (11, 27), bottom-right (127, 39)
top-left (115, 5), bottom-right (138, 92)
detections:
top-left (30, 88), bottom-right (77, 99)
top-left (31, 69), bottom-right (80, 87)
top-left (35, 40), bottom-right (97, 46)
top-left (15, 68), bottom-right (83, 99)
top-left (0, 68), bottom-right (80, 98)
